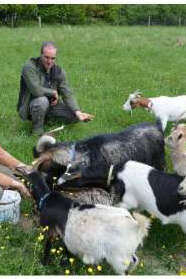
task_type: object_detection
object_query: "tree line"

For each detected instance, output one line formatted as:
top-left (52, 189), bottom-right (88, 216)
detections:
top-left (1, 4), bottom-right (186, 27)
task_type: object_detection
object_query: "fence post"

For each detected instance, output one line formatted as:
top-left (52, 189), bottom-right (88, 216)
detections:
top-left (179, 16), bottom-right (181, 26)
top-left (148, 15), bottom-right (151, 26)
top-left (38, 16), bottom-right (41, 28)
top-left (11, 14), bottom-right (14, 28)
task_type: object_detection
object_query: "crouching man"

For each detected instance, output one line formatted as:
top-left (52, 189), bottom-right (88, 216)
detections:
top-left (17, 41), bottom-right (94, 136)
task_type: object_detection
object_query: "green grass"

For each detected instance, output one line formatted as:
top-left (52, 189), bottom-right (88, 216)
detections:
top-left (0, 25), bottom-right (186, 275)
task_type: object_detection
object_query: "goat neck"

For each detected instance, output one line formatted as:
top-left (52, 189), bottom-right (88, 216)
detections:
top-left (131, 97), bottom-right (152, 110)
top-left (137, 97), bottom-right (152, 109)
top-left (28, 171), bottom-right (51, 209)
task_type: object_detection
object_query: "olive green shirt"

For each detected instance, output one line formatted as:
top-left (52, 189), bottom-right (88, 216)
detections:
top-left (17, 57), bottom-right (80, 120)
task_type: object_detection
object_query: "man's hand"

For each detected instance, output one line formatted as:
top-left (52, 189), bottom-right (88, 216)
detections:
top-left (13, 180), bottom-right (31, 199)
top-left (75, 110), bottom-right (94, 122)
top-left (51, 90), bottom-right (59, 106)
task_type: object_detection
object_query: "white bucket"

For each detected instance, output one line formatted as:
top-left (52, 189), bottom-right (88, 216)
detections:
top-left (0, 190), bottom-right (21, 224)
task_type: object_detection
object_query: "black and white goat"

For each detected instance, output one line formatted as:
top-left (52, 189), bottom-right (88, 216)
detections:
top-left (112, 161), bottom-right (186, 233)
top-left (123, 90), bottom-right (186, 131)
top-left (28, 171), bottom-right (150, 275)
top-left (33, 121), bottom-right (165, 189)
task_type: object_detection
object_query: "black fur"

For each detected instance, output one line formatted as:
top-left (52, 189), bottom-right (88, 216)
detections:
top-left (79, 204), bottom-right (95, 211)
top-left (28, 171), bottom-right (98, 265)
top-left (35, 121), bottom-right (165, 190)
top-left (110, 178), bottom-right (126, 204)
top-left (148, 169), bottom-right (186, 215)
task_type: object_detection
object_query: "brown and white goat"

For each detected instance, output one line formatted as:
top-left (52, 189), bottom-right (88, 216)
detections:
top-left (123, 90), bottom-right (186, 131)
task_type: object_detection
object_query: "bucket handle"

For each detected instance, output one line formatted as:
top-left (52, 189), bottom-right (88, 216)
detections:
top-left (0, 200), bottom-right (17, 205)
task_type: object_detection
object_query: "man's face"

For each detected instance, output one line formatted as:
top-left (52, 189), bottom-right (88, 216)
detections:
top-left (41, 46), bottom-right (57, 71)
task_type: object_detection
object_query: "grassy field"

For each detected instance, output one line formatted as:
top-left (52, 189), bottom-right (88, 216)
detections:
top-left (0, 25), bottom-right (186, 275)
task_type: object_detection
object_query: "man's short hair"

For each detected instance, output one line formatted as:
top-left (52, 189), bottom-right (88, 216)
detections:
top-left (41, 41), bottom-right (57, 54)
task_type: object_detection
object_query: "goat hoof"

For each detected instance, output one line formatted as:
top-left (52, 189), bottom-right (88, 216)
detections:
top-left (60, 257), bottom-right (69, 268)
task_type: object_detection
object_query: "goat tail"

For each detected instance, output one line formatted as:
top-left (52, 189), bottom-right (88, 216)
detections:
top-left (33, 135), bottom-right (56, 157)
top-left (132, 212), bottom-right (151, 239)
top-left (155, 118), bottom-right (163, 134)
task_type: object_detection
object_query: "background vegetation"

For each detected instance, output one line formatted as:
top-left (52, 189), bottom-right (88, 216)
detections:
top-left (1, 4), bottom-right (186, 27)
top-left (0, 24), bottom-right (186, 275)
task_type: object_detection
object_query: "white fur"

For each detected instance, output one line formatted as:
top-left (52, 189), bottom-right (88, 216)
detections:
top-left (117, 161), bottom-right (186, 233)
top-left (36, 135), bottom-right (56, 153)
top-left (165, 124), bottom-right (186, 198)
top-left (178, 179), bottom-right (186, 196)
top-left (123, 92), bottom-right (186, 131)
top-left (64, 205), bottom-right (150, 275)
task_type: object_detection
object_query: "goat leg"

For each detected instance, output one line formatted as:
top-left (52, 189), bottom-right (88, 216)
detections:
top-left (42, 237), bottom-right (52, 266)
top-left (60, 244), bottom-right (74, 268)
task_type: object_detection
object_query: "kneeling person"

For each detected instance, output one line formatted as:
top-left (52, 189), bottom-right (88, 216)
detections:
top-left (17, 41), bottom-right (94, 135)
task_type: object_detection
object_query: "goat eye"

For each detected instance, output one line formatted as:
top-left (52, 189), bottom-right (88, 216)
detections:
top-left (178, 134), bottom-right (183, 140)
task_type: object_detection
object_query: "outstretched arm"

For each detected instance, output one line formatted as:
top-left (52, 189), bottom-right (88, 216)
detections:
top-left (0, 145), bottom-right (21, 169)
top-left (0, 172), bottom-right (30, 198)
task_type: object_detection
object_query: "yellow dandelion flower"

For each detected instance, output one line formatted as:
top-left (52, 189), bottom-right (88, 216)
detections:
top-left (97, 265), bottom-right (102, 271)
top-left (180, 270), bottom-right (186, 276)
top-left (140, 262), bottom-right (144, 268)
top-left (59, 247), bottom-right (63, 251)
top-left (24, 213), bottom-right (29, 217)
top-left (180, 266), bottom-right (186, 275)
top-left (124, 259), bottom-right (130, 266)
top-left (88, 267), bottom-right (93, 273)
top-left (42, 226), bottom-right (49, 232)
top-left (0, 246), bottom-right (5, 250)
top-left (56, 250), bottom-right (61, 255)
top-left (69, 258), bottom-right (75, 264)
top-left (50, 248), bottom-right (56, 254)
top-left (53, 177), bottom-right (57, 181)
top-left (37, 233), bottom-right (44, 242)
top-left (65, 269), bottom-right (70, 275)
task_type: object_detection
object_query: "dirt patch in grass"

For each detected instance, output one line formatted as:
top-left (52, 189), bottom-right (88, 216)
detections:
top-left (19, 214), bottom-right (39, 232)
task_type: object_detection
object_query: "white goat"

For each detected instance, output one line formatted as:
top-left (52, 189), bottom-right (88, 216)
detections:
top-left (123, 90), bottom-right (186, 131)
top-left (115, 160), bottom-right (186, 233)
top-left (65, 206), bottom-right (149, 274)
top-left (29, 171), bottom-right (150, 275)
